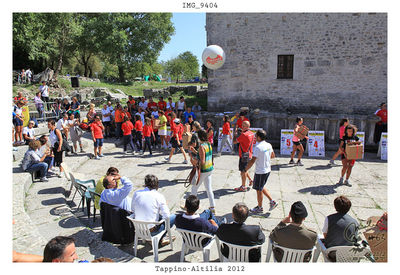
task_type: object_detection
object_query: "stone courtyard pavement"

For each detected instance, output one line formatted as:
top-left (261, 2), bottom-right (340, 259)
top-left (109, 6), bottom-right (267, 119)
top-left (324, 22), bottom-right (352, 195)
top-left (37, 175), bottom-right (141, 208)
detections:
top-left (71, 141), bottom-right (387, 262)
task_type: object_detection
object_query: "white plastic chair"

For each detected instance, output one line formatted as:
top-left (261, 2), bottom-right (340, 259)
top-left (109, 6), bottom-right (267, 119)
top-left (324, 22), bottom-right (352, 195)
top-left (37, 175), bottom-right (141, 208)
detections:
top-left (314, 235), bottom-right (373, 262)
top-left (266, 238), bottom-right (317, 262)
top-left (175, 228), bottom-right (216, 262)
top-left (215, 237), bottom-right (263, 262)
top-left (126, 215), bottom-right (173, 262)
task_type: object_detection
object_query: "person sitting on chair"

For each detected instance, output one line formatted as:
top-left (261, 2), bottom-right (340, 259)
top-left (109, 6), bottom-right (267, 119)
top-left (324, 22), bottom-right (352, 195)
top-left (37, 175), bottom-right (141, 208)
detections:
top-left (269, 201), bottom-right (317, 262)
top-left (130, 174), bottom-right (176, 246)
top-left (176, 195), bottom-right (225, 246)
top-left (100, 172), bottom-right (133, 212)
top-left (322, 196), bottom-right (360, 261)
top-left (216, 202), bottom-right (265, 262)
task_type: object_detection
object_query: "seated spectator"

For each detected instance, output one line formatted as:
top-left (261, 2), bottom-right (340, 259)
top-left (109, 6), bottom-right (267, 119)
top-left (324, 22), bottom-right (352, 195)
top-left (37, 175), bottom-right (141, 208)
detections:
top-left (21, 140), bottom-right (50, 182)
top-left (183, 106), bottom-right (196, 124)
top-left (95, 167), bottom-right (121, 210)
top-left (131, 174), bottom-right (175, 246)
top-left (216, 202), bottom-right (264, 262)
top-left (43, 236), bottom-right (78, 262)
top-left (22, 120), bottom-right (36, 145)
top-left (269, 201), bottom-right (317, 262)
top-left (192, 101), bottom-right (202, 113)
top-left (322, 196), bottom-right (360, 261)
top-left (37, 135), bottom-right (54, 174)
top-left (100, 172), bottom-right (133, 212)
top-left (176, 195), bottom-right (225, 246)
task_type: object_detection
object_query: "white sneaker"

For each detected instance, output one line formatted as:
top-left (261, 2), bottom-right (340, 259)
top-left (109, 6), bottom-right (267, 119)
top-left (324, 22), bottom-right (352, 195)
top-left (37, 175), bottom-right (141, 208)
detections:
top-left (98, 154), bottom-right (104, 157)
top-left (164, 157), bottom-right (170, 163)
top-left (329, 159), bottom-right (335, 165)
top-left (95, 155), bottom-right (100, 160)
top-left (124, 151), bottom-right (129, 154)
top-left (183, 160), bottom-right (188, 164)
top-left (218, 152), bottom-right (222, 157)
top-left (40, 177), bottom-right (49, 182)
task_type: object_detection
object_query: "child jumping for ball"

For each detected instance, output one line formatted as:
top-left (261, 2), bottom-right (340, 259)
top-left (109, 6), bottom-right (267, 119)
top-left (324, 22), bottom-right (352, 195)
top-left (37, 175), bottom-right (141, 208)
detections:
top-left (289, 117), bottom-right (309, 166)
top-left (142, 117), bottom-right (155, 156)
top-left (328, 118), bottom-right (349, 165)
top-left (338, 124), bottom-right (361, 186)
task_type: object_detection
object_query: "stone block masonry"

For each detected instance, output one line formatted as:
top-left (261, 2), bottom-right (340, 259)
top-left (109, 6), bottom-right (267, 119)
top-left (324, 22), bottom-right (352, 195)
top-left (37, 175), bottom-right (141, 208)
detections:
top-left (206, 13), bottom-right (387, 115)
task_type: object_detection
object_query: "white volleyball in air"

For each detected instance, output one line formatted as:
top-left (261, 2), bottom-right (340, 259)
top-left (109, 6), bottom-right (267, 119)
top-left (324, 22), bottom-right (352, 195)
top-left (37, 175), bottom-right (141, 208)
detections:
top-left (202, 45), bottom-right (226, 70)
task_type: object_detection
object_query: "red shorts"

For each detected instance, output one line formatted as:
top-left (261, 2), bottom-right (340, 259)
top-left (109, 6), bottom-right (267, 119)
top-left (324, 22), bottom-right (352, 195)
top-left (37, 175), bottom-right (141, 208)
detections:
top-left (341, 154), bottom-right (356, 166)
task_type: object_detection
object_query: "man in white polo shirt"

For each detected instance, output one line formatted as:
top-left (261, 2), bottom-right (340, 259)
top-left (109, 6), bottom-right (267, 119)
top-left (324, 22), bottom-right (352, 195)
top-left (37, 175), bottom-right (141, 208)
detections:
top-left (22, 121), bottom-right (36, 145)
top-left (131, 174), bottom-right (176, 246)
top-left (244, 129), bottom-right (278, 214)
top-left (101, 104), bottom-right (112, 138)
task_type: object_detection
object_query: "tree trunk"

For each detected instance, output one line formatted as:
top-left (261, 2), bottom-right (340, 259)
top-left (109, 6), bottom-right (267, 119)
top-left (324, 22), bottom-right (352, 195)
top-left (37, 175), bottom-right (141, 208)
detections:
top-left (118, 65), bottom-right (125, 83)
top-left (88, 66), bottom-right (93, 78)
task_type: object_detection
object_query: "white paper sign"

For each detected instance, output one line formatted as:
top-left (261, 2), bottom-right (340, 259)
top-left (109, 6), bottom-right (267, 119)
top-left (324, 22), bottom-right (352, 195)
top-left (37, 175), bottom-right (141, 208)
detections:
top-left (380, 132), bottom-right (387, 160)
top-left (356, 131), bottom-right (365, 159)
top-left (307, 131), bottom-right (325, 157)
top-left (280, 129), bottom-right (294, 155)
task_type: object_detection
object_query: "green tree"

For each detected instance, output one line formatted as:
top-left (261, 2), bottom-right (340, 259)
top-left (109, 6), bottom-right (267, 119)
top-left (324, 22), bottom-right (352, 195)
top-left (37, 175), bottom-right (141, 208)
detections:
top-left (201, 64), bottom-right (208, 79)
top-left (177, 51), bottom-right (199, 79)
top-left (96, 13), bottom-right (174, 82)
top-left (164, 58), bottom-right (186, 83)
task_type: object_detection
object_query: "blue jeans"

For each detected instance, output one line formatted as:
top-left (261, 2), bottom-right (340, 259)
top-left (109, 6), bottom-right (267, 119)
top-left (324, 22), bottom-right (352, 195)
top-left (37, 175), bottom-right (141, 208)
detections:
top-left (26, 162), bottom-right (48, 178)
top-left (199, 209), bottom-right (223, 226)
top-left (151, 214), bottom-right (176, 236)
top-left (44, 156), bottom-right (54, 170)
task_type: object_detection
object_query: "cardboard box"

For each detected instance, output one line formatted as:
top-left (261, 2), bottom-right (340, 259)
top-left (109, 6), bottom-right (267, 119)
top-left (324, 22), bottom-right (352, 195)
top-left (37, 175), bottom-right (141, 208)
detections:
top-left (294, 125), bottom-right (309, 139)
top-left (345, 144), bottom-right (364, 160)
top-left (182, 132), bottom-right (192, 149)
top-left (363, 216), bottom-right (387, 262)
top-left (153, 119), bottom-right (160, 128)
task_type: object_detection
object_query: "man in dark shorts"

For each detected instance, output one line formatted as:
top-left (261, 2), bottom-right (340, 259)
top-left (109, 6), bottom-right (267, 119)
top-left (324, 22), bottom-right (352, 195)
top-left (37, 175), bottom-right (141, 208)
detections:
top-left (244, 130), bottom-right (278, 213)
top-left (233, 121), bottom-right (254, 192)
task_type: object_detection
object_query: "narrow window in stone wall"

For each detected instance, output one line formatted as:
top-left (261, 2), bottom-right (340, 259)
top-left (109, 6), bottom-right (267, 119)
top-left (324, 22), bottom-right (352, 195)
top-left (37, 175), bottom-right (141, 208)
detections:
top-left (277, 55), bottom-right (294, 79)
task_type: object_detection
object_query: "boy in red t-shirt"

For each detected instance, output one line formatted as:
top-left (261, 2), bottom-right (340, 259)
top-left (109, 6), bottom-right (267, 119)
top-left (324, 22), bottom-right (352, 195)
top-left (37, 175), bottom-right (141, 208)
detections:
top-left (90, 115), bottom-right (105, 160)
top-left (218, 115), bottom-right (234, 156)
top-left (164, 115), bottom-right (188, 164)
top-left (134, 114), bottom-right (143, 152)
top-left (142, 117), bottom-right (155, 155)
top-left (157, 96), bottom-right (167, 111)
top-left (121, 116), bottom-right (135, 154)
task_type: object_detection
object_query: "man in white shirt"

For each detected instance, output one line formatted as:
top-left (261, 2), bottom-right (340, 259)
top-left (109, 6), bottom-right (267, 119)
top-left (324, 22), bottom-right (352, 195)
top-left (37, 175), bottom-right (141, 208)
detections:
top-left (39, 81), bottom-right (50, 110)
top-left (131, 174), bottom-right (176, 245)
top-left (101, 104), bottom-right (112, 138)
top-left (138, 97), bottom-right (148, 110)
top-left (56, 113), bottom-right (70, 139)
top-left (25, 68), bottom-right (32, 84)
top-left (100, 173), bottom-right (133, 212)
top-left (22, 121), bottom-right (36, 145)
top-left (244, 129), bottom-right (278, 213)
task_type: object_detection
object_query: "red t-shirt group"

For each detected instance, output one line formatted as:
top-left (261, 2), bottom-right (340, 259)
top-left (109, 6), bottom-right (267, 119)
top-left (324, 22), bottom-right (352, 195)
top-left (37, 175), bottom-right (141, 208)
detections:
top-left (143, 124), bottom-right (154, 137)
top-left (91, 122), bottom-right (104, 139)
top-left (121, 121), bottom-right (134, 136)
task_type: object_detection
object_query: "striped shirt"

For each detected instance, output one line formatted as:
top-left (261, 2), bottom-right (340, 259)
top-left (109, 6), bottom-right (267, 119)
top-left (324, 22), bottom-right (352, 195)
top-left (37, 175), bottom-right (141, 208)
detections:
top-left (201, 142), bottom-right (214, 173)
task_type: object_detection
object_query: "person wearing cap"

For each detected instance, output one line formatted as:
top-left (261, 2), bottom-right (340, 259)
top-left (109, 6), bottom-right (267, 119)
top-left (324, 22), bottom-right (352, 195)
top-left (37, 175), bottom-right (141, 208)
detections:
top-left (269, 201), bottom-right (317, 262)
top-left (22, 120), bottom-right (36, 145)
top-left (164, 113), bottom-right (188, 164)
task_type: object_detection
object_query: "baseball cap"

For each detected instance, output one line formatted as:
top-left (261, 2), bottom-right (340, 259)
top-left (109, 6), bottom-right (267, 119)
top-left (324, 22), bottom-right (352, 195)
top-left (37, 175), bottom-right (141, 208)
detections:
top-left (174, 118), bottom-right (180, 123)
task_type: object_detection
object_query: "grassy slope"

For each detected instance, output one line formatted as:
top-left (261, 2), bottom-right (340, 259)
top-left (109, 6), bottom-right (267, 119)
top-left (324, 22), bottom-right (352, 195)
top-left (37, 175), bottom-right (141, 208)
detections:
top-left (13, 80), bottom-right (208, 110)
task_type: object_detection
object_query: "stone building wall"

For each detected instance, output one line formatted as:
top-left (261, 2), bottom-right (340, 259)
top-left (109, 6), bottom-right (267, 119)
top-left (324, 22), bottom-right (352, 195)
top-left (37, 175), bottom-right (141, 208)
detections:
top-left (206, 13), bottom-right (387, 115)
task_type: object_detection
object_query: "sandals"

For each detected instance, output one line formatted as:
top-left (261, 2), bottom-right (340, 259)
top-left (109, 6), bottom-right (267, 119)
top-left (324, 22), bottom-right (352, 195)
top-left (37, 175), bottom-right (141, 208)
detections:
top-left (234, 185), bottom-right (247, 192)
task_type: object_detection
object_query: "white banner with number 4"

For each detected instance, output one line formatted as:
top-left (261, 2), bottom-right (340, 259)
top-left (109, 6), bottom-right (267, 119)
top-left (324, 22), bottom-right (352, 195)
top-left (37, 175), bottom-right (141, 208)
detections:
top-left (307, 131), bottom-right (325, 157)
